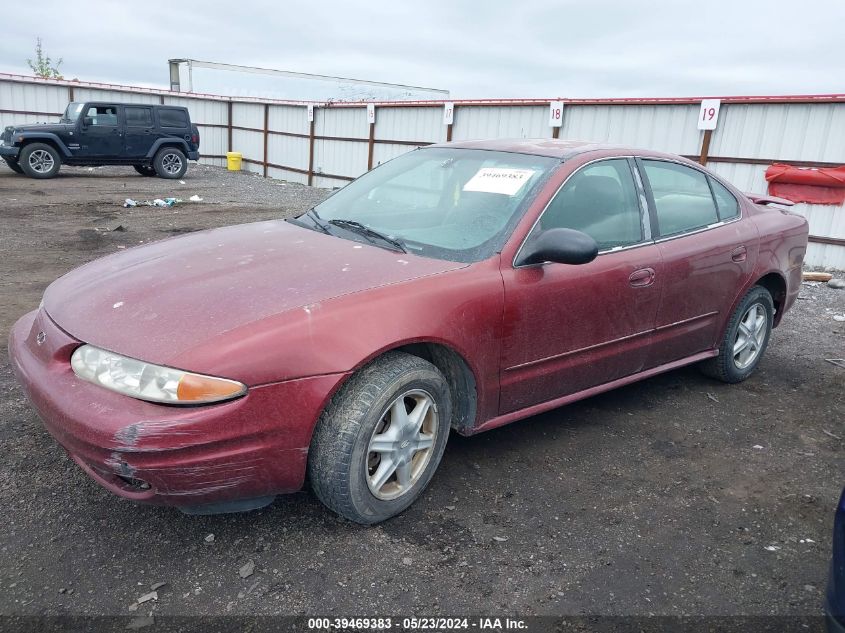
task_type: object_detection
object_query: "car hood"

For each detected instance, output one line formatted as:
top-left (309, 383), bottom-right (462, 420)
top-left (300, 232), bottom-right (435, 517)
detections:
top-left (43, 220), bottom-right (465, 367)
top-left (8, 123), bottom-right (72, 134)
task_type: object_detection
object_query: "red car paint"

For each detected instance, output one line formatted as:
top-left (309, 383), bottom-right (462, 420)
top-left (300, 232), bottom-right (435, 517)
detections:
top-left (8, 140), bottom-right (809, 512)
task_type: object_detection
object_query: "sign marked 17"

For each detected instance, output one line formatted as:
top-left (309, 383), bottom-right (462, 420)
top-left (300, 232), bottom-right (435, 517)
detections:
top-left (698, 99), bottom-right (721, 131)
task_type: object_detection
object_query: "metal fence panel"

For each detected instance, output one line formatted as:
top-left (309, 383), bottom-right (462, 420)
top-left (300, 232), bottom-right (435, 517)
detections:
top-left (451, 105), bottom-right (547, 140)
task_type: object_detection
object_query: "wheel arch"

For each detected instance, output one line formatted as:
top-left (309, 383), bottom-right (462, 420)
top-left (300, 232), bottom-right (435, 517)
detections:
top-left (147, 139), bottom-right (189, 158)
top-left (752, 271), bottom-right (787, 327)
top-left (19, 135), bottom-right (71, 158)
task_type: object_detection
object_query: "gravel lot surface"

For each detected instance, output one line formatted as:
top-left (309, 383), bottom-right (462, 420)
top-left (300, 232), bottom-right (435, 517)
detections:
top-left (0, 163), bottom-right (842, 623)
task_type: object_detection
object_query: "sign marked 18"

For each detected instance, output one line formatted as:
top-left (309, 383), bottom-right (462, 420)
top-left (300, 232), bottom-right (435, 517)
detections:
top-left (549, 101), bottom-right (563, 128)
top-left (698, 99), bottom-right (721, 131)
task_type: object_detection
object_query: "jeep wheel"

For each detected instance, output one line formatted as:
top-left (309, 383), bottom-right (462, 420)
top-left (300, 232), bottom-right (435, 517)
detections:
top-left (20, 143), bottom-right (61, 179)
top-left (3, 157), bottom-right (23, 174)
top-left (134, 165), bottom-right (157, 177)
top-left (153, 147), bottom-right (187, 179)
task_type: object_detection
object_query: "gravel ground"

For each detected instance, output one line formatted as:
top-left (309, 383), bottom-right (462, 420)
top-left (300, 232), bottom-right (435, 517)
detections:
top-left (0, 163), bottom-right (843, 624)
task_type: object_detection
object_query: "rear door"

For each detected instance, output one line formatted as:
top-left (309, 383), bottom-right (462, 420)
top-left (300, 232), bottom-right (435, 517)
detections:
top-left (156, 107), bottom-right (191, 147)
top-left (77, 104), bottom-right (123, 157)
top-left (639, 159), bottom-right (757, 367)
top-left (499, 158), bottom-right (663, 413)
top-left (123, 105), bottom-right (155, 158)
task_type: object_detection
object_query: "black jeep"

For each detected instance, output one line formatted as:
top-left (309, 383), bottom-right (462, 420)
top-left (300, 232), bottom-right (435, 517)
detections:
top-left (0, 102), bottom-right (201, 179)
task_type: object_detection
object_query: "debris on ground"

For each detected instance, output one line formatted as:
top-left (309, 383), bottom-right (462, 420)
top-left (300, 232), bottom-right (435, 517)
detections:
top-left (707, 393), bottom-right (719, 403)
top-left (803, 271), bottom-right (833, 282)
top-left (493, 536), bottom-right (510, 542)
top-left (822, 429), bottom-right (842, 440)
top-left (189, 195), bottom-right (203, 202)
top-left (150, 582), bottom-right (167, 591)
top-left (825, 359), bottom-right (845, 369)
top-left (834, 315), bottom-right (845, 322)
top-left (204, 533), bottom-right (215, 543)
top-left (122, 198), bottom-right (182, 208)
top-left (123, 199), bottom-right (137, 208)
top-left (136, 591), bottom-right (157, 604)
top-left (112, 225), bottom-right (126, 232)
top-left (238, 560), bottom-right (255, 579)
top-left (829, 279), bottom-right (845, 289)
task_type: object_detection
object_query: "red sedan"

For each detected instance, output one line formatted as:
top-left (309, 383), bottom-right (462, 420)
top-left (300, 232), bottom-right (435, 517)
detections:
top-left (8, 140), bottom-right (808, 523)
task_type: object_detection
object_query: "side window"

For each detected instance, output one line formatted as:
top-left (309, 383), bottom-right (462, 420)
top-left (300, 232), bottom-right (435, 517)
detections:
top-left (709, 176), bottom-right (739, 220)
top-left (125, 107), bottom-right (152, 128)
top-left (158, 108), bottom-right (188, 128)
top-left (641, 160), bottom-right (719, 236)
top-left (538, 159), bottom-right (644, 250)
top-left (84, 105), bottom-right (119, 126)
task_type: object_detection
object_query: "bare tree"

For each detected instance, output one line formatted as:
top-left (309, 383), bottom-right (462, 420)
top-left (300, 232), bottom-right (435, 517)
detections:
top-left (27, 37), bottom-right (63, 79)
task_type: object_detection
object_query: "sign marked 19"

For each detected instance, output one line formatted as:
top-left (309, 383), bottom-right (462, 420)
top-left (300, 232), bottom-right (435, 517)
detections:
top-left (549, 101), bottom-right (563, 128)
top-left (698, 99), bottom-right (721, 131)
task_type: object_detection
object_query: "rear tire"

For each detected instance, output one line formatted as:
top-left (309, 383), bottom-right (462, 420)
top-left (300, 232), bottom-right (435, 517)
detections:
top-left (700, 286), bottom-right (774, 383)
top-left (308, 352), bottom-right (452, 524)
top-left (19, 143), bottom-right (61, 179)
top-left (134, 165), bottom-right (157, 177)
top-left (153, 147), bottom-right (187, 179)
top-left (3, 157), bottom-right (23, 174)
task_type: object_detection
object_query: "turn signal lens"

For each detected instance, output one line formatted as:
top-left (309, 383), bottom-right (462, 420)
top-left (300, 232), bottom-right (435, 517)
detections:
top-left (176, 373), bottom-right (244, 402)
top-left (70, 344), bottom-right (247, 405)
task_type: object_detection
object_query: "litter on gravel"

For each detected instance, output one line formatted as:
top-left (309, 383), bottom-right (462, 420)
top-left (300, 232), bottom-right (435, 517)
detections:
top-left (136, 591), bottom-right (158, 604)
top-left (238, 560), bottom-right (255, 579)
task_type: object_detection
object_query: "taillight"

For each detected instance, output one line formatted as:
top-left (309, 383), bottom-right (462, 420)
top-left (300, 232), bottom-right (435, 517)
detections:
top-left (191, 134), bottom-right (198, 144)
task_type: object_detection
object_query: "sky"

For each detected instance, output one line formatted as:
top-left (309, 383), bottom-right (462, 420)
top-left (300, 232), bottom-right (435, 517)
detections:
top-left (1, 0), bottom-right (843, 100)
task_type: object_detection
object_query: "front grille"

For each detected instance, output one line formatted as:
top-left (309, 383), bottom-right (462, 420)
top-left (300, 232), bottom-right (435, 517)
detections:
top-left (1, 127), bottom-right (12, 145)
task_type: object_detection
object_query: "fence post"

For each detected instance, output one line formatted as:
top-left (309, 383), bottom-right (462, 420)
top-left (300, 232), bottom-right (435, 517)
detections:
top-left (263, 103), bottom-right (269, 178)
top-left (698, 129), bottom-right (713, 165)
top-left (307, 116), bottom-right (316, 186)
top-left (227, 101), bottom-right (233, 154)
top-left (68, 86), bottom-right (74, 102)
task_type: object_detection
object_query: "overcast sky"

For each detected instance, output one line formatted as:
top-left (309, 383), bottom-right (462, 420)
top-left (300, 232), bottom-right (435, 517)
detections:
top-left (1, 0), bottom-right (843, 99)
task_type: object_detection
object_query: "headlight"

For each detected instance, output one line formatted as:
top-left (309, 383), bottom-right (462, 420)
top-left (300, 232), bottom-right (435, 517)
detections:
top-left (70, 345), bottom-right (247, 405)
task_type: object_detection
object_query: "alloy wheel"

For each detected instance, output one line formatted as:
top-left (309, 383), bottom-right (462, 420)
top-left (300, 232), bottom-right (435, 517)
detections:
top-left (161, 153), bottom-right (182, 175)
top-left (733, 303), bottom-right (767, 369)
top-left (28, 149), bottom-right (55, 174)
top-left (366, 389), bottom-right (438, 501)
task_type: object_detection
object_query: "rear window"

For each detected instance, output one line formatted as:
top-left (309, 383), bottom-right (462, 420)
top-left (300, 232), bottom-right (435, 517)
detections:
top-left (709, 177), bottom-right (740, 220)
top-left (641, 160), bottom-right (719, 237)
top-left (158, 108), bottom-right (188, 128)
top-left (125, 107), bottom-right (152, 127)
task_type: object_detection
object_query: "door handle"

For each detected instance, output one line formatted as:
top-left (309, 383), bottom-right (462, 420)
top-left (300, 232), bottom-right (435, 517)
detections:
top-left (629, 267), bottom-right (656, 287)
top-left (731, 245), bottom-right (747, 262)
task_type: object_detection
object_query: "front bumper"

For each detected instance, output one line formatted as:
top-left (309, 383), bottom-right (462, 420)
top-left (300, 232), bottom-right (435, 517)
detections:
top-left (0, 145), bottom-right (20, 159)
top-left (9, 308), bottom-right (348, 511)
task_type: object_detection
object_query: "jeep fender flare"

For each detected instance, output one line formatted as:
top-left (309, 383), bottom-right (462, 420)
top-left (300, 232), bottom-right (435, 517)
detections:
top-left (146, 139), bottom-right (190, 159)
top-left (19, 133), bottom-right (72, 158)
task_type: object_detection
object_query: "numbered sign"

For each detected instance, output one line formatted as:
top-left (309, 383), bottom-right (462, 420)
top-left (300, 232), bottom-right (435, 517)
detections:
top-left (549, 101), bottom-right (563, 128)
top-left (307, 104), bottom-right (314, 123)
top-left (698, 99), bottom-right (721, 130)
top-left (443, 102), bottom-right (454, 125)
top-left (367, 103), bottom-right (376, 125)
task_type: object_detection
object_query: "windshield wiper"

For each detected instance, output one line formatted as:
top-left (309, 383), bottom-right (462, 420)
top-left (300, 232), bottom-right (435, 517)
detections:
top-left (301, 208), bottom-right (331, 234)
top-left (327, 219), bottom-right (407, 253)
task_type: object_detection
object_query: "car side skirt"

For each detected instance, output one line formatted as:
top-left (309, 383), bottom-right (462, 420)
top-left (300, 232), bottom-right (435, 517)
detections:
top-left (474, 349), bottom-right (718, 435)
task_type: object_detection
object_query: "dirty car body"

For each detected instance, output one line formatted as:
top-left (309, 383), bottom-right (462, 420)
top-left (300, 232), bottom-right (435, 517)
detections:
top-left (8, 140), bottom-right (809, 520)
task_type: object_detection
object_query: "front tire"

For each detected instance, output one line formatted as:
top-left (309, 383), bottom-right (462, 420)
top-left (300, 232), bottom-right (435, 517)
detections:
top-left (19, 143), bottom-right (61, 179)
top-left (153, 147), bottom-right (187, 179)
top-left (3, 157), bottom-right (23, 174)
top-left (308, 352), bottom-right (452, 524)
top-left (700, 286), bottom-right (774, 383)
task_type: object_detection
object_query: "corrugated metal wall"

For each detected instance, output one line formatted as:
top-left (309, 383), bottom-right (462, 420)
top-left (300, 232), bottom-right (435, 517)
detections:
top-left (1, 74), bottom-right (842, 268)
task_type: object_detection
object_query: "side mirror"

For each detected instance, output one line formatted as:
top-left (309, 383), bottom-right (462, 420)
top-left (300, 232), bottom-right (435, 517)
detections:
top-left (515, 228), bottom-right (599, 266)
top-left (81, 116), bottom-right (93, 128)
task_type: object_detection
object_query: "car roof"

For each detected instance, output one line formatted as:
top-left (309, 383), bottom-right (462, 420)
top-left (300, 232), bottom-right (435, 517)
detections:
top-left (428, 138), bottom-right (687, 162)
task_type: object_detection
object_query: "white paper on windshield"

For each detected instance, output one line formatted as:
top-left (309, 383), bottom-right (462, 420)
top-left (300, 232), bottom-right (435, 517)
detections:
top-left (463, 168), bottom-right (535, 196)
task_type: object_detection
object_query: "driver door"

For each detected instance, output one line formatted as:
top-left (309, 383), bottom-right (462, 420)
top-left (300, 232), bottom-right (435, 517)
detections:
top-left (499, 158), bottom-right (663, 414)
top-left (78, 104), bottom-right (123, 157)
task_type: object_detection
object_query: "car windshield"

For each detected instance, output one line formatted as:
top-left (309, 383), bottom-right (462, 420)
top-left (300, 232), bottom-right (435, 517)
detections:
top-left (300, 147), bottom-right (559, 262)
top-left (60, 102), bottom-right (85, 123)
